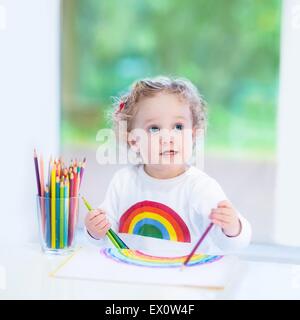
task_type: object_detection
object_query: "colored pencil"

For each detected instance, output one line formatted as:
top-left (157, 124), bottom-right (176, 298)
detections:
top-left (108, 229), bottom-right (129, 249)
top-left (39, 155), bottom-right (45, 196)
top-left (68, 173), bottom-right (74, 246)
top-left (48, 156), bottom-right (52, 190)
top-left (181, 222), bottom-right (214, 270)
top-left (63, 168), bottom-right (68, 178)
top-left (74, 171), bottom-right (80, 227)
top-left (69, 172), bottom-right (74, 197)
top-left (33, 149), bottom-right (41, 196)
top-left (81, 196), bottom-right (129, 249)
top-left (73, 166), bottom-right (77, 194)
top-left (60, 180), bottom-right (64, 249)
top-left (51, 163), bottom-right (56, 249)
top-left (55, 176), bottom-right (60, 248)
top-left (79, 158), bottom-right (86, 187)
top-left (45, 186), bottom-right (51, 248)
top-left (64, 177), bottom-right (69, 247)
top-left (39, 155), bottom-right (46, 236)
top-left (34, 151), bottom-right (86, 250)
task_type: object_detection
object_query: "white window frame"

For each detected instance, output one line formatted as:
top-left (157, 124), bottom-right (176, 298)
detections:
top-left (0, 0), bottom-right (60, 244)
top-left (274, 0), bottom-right (300, 246)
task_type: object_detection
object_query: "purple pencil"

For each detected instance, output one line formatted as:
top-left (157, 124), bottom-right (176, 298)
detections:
top-left (34, 149), bottom-right (41, 196)
top-left (79, 157), bottom-right (86, 187)
top-left (181, 222), bottom-right (214, 269)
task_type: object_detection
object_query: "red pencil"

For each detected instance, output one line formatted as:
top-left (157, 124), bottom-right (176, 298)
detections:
top-left (69, 172), bottom-right (74, 197)
top-left (181, 222), bottom-right (214, 270)
top-left (39, 155), bottom-right (45, 197)
top-left (73, 167), bottom-right (77, 196)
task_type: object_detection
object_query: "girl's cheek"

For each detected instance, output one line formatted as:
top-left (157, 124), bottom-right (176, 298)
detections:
top-left (149, 135), bottom-right (160, 149)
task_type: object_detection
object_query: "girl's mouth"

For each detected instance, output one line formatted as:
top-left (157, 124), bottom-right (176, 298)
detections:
top-left (159, 150), bottom-right (178, 156)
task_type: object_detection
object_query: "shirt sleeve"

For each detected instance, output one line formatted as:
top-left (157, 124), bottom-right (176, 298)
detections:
top-left (85, 170), bottom-right (121, 246)
top-left (191, 177), bottom-right (252, 252)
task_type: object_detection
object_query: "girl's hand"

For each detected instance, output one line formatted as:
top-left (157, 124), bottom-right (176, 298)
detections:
top-left (84, 209), bottom-right (111, 240)
top-left (209, 200), bottom-right (241, 237)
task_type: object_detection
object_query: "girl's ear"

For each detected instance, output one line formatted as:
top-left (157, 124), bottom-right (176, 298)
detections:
top-left (127, 133), bottom-right (140, 153)
top-left (192, 126), bottom-right (204, 140)
top-left (192, 127), bottom-right (197, 142)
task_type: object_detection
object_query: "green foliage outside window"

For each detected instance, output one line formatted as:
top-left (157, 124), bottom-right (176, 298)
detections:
top-left (62, 0), bottom-right (281, 159)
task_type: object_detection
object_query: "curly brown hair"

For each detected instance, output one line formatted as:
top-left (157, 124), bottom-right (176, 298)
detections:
top-left (107, 76), bottom-right (207, 142)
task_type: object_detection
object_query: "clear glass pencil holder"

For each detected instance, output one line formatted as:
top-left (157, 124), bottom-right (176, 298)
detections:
top-left (36, 195), bottom-right (80, 255)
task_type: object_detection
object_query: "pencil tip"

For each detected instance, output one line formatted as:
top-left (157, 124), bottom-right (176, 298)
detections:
top-left (180, 265), bottom-right (186, 272)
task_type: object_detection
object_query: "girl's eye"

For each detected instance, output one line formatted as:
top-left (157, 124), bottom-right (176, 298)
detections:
top-left (174, 123), bottom-right (184, 131)
top-left (148, 126), bottom-right (160, 134)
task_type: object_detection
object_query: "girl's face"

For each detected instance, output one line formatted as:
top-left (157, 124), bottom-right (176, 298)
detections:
top-left (128, 92), bottom-right (195, 166)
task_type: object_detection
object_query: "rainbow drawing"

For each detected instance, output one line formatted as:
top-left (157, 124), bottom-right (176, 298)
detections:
top-left (119, 200), bottom-right (191, 242)
top-left (101, 248), bottom-right (223, 268)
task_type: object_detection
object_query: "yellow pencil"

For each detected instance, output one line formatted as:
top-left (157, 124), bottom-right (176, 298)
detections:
top-left (51, 163), bottom-right (56, 248)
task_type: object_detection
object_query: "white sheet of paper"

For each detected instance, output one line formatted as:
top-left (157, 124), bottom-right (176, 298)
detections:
top-left (51, 246), bottom-right (240, 290)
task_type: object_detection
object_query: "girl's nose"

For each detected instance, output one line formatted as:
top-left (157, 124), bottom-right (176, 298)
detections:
top-left (160, 133), bottom-right (174, 144)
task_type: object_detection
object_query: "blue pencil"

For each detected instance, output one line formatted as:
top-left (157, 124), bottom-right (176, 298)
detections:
top-left (45, 186), bottom-right (51, 248)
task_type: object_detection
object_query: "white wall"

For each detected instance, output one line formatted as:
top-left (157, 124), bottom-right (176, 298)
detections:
top-left (0, 0), bottom-right (60, 244)
top-left (274, 0), bottom-right (300, 246)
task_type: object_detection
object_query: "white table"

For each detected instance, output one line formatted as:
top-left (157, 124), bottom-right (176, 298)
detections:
top-left (0, 242), bottom-right (299, 300)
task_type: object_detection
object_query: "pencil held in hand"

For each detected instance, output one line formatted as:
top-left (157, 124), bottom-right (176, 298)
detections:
top-left (181, 222), bottom-right (214, 270)
top-left (82, 196), bottom-right (129, 249)
top-left (85, 208), bottom-right (112, 240)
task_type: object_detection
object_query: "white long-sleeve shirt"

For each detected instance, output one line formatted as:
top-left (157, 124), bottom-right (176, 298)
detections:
top-left (86, 164), bottom-right (251, 255)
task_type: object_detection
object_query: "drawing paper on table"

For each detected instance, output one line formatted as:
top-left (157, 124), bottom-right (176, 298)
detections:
top-left (51, 247), bottom-right (240, 289)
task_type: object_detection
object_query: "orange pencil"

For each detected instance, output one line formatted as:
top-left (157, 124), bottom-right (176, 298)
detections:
top-left (73, 166), bottom-right (77, 195)
top-left (63, 168), bottom-right (68, 177)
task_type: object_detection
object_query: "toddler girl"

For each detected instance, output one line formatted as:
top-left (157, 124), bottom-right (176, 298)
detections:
top-left (85, 76), bottom-right (251, 253)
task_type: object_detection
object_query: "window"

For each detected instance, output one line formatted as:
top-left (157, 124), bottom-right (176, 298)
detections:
top-left (61, 0), bottom-right (282, 243)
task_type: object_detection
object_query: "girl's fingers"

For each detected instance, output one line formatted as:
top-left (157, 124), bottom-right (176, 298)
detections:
top-left (104, 223), bottom-right (111, 232)
top-left (94, 217), bottom-right (109, 227)
top-left (210, 209), bottom-right (234, 222)
top-left (210, 208), bottom-right (233, 217)
top-left (89, 213), bottom-right (103, 221)
top-left (89, 209), bottom-right (105, 220)
top-left (90, 220), bottom-right (110, 231)
top-left (99, 222), bottom-right (111, 231)
top-left (211, 219), bottom-right (227, 228)
top-left (217, 200), bottom-right (232, 208)
top-left (93, 215), bottom-right (108, 226)
top-left (210, 215), bottom-right (231, 224)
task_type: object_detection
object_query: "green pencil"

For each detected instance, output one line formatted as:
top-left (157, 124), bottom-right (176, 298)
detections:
top-left (81, 196), bottom-right (129, 249)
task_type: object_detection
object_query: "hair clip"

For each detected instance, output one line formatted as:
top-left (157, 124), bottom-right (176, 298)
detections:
top-left (118, 101), bottom-right (125, 112)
